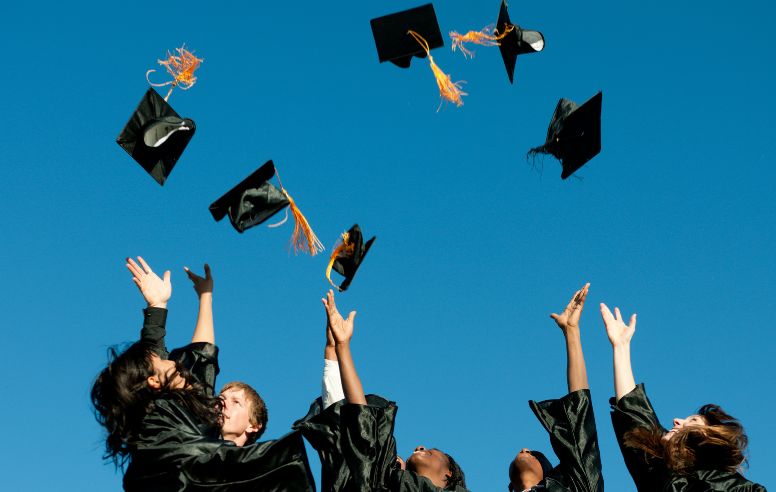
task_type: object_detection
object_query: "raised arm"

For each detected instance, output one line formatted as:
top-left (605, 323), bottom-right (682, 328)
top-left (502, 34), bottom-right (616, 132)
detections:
top-left (322, 290), bottom-right (366, 405)
top-left (550, 283), bottom-right (590, 393)
top-left (600, 303), bottom-right (637, 402)
top-left (322, 310), bottom-right (345, 409)
top-left (184, 264), bottom-right (214, 345)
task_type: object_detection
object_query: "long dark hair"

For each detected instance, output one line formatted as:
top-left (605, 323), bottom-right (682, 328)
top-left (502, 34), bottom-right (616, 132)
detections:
top-left (91, 340), bottom-right (223, 467)
top-left (624, 404), bottom-right (748, 475)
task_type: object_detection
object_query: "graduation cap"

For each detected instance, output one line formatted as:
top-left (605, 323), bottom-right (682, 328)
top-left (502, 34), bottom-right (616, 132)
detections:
top-left (526, 91), bottom-right (602, 179)
top-left (210, 160), bottom-right (324, 256)
top-left (495, 0), bottom-right (545, 83)
top-left (372, 4), bottom-right (466, 109)
top-left (371, 4), bottom-right (444, 68)
top-left (326, 224), bottom-right (376, 292)
top-left (116, 87), bottom-right (196, 186)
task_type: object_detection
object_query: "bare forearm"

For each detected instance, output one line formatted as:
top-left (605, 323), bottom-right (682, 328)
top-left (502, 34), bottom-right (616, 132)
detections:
top-left (191, 293), bottom-right (215, 344)
top-left (564, 328), bottom-right (589, 393)
top-left (335, 342), bottom-right (366, 405)
top-left (613, 344), bottom-right (636, 402)
top-left (325, 345), bottom-right (337, 361)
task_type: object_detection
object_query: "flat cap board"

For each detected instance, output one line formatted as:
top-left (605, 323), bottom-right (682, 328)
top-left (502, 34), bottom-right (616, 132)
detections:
top-left (209, 160), bottom-right (291, 233)
top-left (371, 4), bottom-right (444, 68)
top-left (116, 87), bottom-right (195, 186)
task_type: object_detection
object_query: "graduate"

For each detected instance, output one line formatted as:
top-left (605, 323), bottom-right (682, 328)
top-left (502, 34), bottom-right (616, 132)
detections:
top-left (508, 284), bottom-right (604, 492)
top-left (601, 302), bottom-right (766, 491)
top-left (91, 257), bottom-right (314, 492)
top-left (310, 290), bottom-right (470, 492)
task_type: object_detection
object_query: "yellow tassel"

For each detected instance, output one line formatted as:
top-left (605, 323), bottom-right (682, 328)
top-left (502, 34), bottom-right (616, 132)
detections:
top-left (326, 232), bottom-right (355, 290)
top-left (146, 44), bottom-right (204, 101)
top-left (449, 23), bottom-right (514, 58)
top-left (275, 170), bottom-right (324, 256)
top-left (408, 31), bottom-right (467, 112)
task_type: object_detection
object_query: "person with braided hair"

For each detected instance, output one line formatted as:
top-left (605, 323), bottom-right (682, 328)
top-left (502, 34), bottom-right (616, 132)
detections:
top-left (508, 284), bottom-right (604, 492)
top-left (602, 300), bottom-right (766, 491)
top-left (313, 289), bottom-right (470, 492)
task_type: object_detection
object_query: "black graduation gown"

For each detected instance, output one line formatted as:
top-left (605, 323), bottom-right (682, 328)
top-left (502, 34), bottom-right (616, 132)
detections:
top-left (293, 395), bottom-right (397, 492)
top-left (610, 384), bottom-right (767, 492)
top-left (529, 389), bottom-right (604, 492)
top-left (337, 400), bottom-right (472, 492)
top-left (122, 308), bottom-right (316, 492)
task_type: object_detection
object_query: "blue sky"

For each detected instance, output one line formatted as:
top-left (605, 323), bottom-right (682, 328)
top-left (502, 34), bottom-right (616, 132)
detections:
top-left (0, 0), bottom-right (773, 490)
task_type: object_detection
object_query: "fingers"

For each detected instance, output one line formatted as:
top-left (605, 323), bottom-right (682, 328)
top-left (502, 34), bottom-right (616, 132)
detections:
top-left (614, 307), bottom-right (622, 322)
top-left (163, 270), bottom-right (170, 282)
top-left (600, 303), bottom-right (613, 323)
top-left (126, 258), bottom-right (144, 278)
top-left (629, 314), bottom-right (637, 329)
top-left (550, 313), bottom-right (559, 320)
top-left (184, 266), bottom-right (199, 281)
top-left (204, 264), bottom-right (212, 280)
top-left (346, 311), bottom-right (357, 323)
top-left (137, 256), bottom-right (152, 274)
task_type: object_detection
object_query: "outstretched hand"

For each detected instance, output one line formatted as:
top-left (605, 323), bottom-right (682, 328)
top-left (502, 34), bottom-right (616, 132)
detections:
top-left (600, 303), bottom-right (636, 348)
top-left (184, 264), bottom-right (213, 298)
top-left (126, 257), bottom-right (171, 308)
top-left (550, 283), bottom-right (590, 333)
top-left (322, 290), bottom-right (356, 345)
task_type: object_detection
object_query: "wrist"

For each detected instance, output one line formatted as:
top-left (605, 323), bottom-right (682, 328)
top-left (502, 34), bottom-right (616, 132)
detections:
top-left (198, 293), bottom-right (213, 301)
top-left (148, 301), bottom-right (168, 309)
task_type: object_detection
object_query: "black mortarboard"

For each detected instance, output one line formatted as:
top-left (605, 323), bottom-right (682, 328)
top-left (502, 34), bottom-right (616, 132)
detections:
top-left (209, 160), bottom-right (290, 233)
top-left (527, 91), bottom-right (602, 179)
top-left (495, 0), bottom-right (545, 83)
top-left (116, 87), bottom-right (196, 186)
top-left (326, 224), bottom-right (376, 292)
top-left (371, 4), bottom-right (444, 68)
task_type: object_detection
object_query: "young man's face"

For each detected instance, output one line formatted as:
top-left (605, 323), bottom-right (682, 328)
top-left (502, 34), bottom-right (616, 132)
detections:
top-left (220, 389), bottom-right (258, 443)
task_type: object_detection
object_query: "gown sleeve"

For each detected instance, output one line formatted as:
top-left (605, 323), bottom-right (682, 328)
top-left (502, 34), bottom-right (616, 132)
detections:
top-left (338, 402), bottom-right (472, 492)
top-left (169, 342), bottom-right (220, 396)
top-left (609, 383), bottom-right (671, 492)
top-left (124, 398), bottom-right (316, 492)
top-left (529, 389), bottom-right (603, 492)
top-left (140, 307), bottom-right (169, 358)
top-left (293, 395), bottom-right (396, 492)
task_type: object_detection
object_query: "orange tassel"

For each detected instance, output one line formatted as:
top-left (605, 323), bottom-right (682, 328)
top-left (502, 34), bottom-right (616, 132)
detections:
top-left (274, 170), bottom-right (324, 256)
top-left (326, 232), bottom-right (355, 290)
top-left (449, 23), bottom-right (514, 59)
top-left (146, 44), bottom-right (203, 101)
top-left (408, 30), bottom-right (467, 112)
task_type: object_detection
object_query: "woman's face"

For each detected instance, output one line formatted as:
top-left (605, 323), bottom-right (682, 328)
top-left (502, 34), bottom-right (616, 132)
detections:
top-left (148, 352), bottom-right (185, 389)
top-left (662, 414), bottom-right (708, 442)
top-left (407, 446), bottom-right (449, 487)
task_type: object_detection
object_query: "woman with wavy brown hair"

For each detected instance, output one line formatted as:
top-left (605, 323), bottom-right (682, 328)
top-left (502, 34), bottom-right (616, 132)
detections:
top-left (600, 302), bottom-right (766, 491)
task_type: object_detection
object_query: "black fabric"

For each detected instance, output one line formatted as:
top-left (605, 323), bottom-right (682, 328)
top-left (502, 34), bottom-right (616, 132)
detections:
top-left (495, 0), bottom-right (545, 84)
top-left (529, 389), bottom-right (603, 492)
top-left (209, 160), bottom-right (291, 233)
top-left (117, 87), bottom-right (196, 186)
top-left (370, 4), bottom-right (444, 68)
top-left (170, 343), bottom-right (220, 397)
top-left (331, 224), bottom-right (376, 292)
top-left (527, 92), bottom-right (602, 180)
top-left (293, 395), bottom-right (394, 492)
top-left (125, 308), bottom-right (315, 492)
top-left (610, 384), bottom-right (766, 492)
top-left (339, 402), bottom-right (471, 492)
top-left (141, 307), bottom-right (169, 358)
top-left (124, 399), bottom-right (316, 492)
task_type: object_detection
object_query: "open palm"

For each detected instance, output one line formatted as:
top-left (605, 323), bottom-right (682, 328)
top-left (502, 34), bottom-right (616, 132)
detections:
top-left (322, 290), bottom-right (355, 344)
